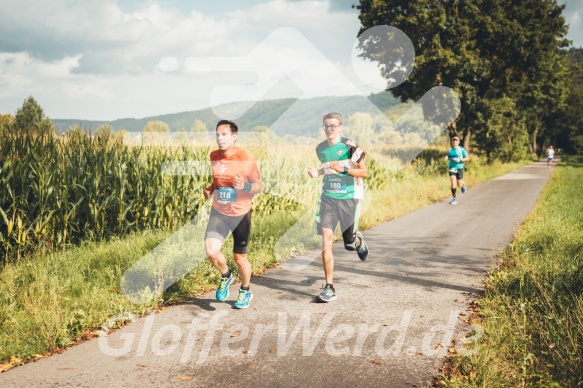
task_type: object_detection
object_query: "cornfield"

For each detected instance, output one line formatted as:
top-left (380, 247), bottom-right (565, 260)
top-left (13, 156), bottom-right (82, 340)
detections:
top-left (0, 126), bottom-right (214, 261)
top-left (0, 120), bottom-right (438, 263)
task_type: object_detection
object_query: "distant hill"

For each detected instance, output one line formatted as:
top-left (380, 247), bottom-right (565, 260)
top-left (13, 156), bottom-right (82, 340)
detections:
top-left (51, 91), bottom-right (400, 137)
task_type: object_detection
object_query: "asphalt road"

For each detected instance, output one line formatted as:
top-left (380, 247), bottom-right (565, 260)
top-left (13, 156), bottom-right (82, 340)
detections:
top-left (0, 161), bottom-right (554, 388)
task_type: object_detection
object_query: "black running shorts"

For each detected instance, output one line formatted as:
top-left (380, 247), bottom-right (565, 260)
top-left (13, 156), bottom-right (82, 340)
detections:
top-left (448, 168), bottom-right (464, 180)
top-left (205, 207), bottom-right (252, 254)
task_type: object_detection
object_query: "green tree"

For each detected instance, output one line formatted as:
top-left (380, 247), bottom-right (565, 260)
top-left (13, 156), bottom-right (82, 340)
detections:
top-left (482, 97), bottom-right (530, 162)
top-left (379, 124), bottom-right (403, 145)
top-left (143, 121), bottom-right (170, 133)
top-left (95, 124), bottom-right (116, 141)
top-left (175, 127), bottom-right (189, 145)
top-left (250, 125), bottom-right (277, 145)
top-left (345, 112), bottom-right (375, 144)
top-left (190, 119), bottom-right (210, 144)
top-left (357, 0), bottom-right (569, 159)
top-left (14, 96), bottom-right (55, 135)
top-left (550, 48), bottom-right (583, 154)
top-left (518, 50), bottom-right (570, 156)
top-left (142, 120), bottom-right (170, 146)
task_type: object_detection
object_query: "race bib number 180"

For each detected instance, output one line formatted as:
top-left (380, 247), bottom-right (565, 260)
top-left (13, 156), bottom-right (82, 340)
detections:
top-left (325, 177), bottom-right (347, 193)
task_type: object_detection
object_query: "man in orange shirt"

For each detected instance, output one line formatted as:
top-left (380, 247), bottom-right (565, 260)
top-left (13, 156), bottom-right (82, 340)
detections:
top-left (203, 120), bottom-right (263, 309)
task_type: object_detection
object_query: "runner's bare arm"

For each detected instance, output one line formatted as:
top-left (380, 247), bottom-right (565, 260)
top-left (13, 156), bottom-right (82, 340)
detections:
top-left (329, 161), bottom-right (368, 178)
top-left (233, 173), bottom-right (263, 195)
top-left (307, 166), bottom-right (324, 178)
top-left (203, 184), bottom-right (215, 199)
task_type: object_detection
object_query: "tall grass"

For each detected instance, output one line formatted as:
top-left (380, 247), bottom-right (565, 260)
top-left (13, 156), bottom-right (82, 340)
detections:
top-left (0, 127), bottom-right (214, 261)
top-left (438, 156), bottom-right (583, 387)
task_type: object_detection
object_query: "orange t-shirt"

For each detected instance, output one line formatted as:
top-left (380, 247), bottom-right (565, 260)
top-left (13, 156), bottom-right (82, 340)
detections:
top-left (210, 148), bottom-right (261, 216)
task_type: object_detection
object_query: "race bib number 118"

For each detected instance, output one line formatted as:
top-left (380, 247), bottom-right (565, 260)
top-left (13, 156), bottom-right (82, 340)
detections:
top-left (217, 186), bottom-right (237, 204)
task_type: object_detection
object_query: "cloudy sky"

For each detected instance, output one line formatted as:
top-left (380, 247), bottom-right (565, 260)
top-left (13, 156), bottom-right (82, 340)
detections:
top-left (0, 0), bottom-right (581, 121)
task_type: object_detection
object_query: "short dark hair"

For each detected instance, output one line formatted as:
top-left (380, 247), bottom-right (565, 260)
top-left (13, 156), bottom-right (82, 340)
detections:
top-left (216, 119), bottom-right (238, 133)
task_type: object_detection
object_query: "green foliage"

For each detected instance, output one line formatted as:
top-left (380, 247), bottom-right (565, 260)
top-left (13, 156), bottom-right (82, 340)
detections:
top-left (476, 97), bottom-right (530, 162)
top-left (142, 120), bottom-right (169, 133)
top-left (357, 0), bottom-right (571, 159)
top-left (14, 97), bottom-right (55, 136)
top-left (0, 114), bottom-right (14, 135)
top-left (95, 124), bottom-right (115, 141)
top-left (190, 119), bottom-right (208, 134)
top-left (344, 112), bottom-right (376, 145)
top-left (0, 116), bottom-right (212, 261)
top-left (248, 125), bottom-right (278, 146)
top-left (550, 48), bottom-right (583, 154)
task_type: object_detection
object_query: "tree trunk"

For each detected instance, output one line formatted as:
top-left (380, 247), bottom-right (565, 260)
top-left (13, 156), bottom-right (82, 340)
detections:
top-left (462, 126), bottom-right (471, 153)
top-left (532, 122), bottom-right (540, 157)
top-left (448, 120), bottom-right (457, 138)
top-left (530, 128), bottom-right (540, 159)
top-left (531, 113), bottom-right (543, 158)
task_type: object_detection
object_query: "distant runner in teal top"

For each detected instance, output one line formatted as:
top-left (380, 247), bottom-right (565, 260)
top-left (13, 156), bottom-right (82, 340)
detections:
top-left (444, 135), bottom-right (469, 205)
top-left (307, 112), bottom-right (369, 303)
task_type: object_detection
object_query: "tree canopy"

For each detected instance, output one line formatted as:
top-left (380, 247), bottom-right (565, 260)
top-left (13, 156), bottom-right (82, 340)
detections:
top-left (13, 96), bottom-right (55, 135)
top-left (357, 0), bottom-right (572, 158)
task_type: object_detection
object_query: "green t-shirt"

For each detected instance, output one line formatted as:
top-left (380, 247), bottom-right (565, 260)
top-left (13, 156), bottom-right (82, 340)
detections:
top-left (316, 137), bottom-right (366, 200)
top-left (447, 146), bottom-right (467, 171)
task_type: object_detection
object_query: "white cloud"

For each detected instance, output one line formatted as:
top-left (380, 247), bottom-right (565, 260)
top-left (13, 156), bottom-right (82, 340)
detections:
top-left (559, 0), bottom-right (583, 48)
top-left (566, 11), bottom-right (582, 47)
top-left (10, 0), bottom-right (577, 122)
top-left (0, 0), bottom-right (374, 120)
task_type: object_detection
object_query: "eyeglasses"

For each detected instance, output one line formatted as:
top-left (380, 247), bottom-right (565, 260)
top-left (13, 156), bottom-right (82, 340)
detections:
top-left (323, 124), bottom-right (341, 130)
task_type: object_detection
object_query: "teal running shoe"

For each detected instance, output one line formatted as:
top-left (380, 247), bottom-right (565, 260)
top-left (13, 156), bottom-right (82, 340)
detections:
top-left (316, 284), bottom-right (336, 302)
top-left (356, 231), bottom-right (369, 261)
top-left (233, 289), bottom-right (253, 309)
top-left (461, 185), bottom-right (466, 194)
top-left (216, 273), bottom-right (234, 301)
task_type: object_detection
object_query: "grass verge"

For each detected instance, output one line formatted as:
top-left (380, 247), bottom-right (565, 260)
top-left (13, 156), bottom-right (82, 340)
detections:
top-left (436, 155), bottom-right (583, 387)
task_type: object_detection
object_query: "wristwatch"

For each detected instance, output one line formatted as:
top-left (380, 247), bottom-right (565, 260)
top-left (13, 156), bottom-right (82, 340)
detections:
top-left (343, 166), bottom-right (349, 175)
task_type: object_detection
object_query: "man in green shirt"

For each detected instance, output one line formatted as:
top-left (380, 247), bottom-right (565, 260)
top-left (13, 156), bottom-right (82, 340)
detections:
top-left (444, 136), bottom-right (469, 205)
top-left (307, 112), bottom-right (369, 302)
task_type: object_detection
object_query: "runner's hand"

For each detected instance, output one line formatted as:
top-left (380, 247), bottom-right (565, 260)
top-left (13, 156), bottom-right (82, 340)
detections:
top-left (307, 167), bottom-right (319, 178)
top-left (233, 172), bottom-right (245, 190)
top-left (329, 162), bottom-right (343, 173)
top-left (203, 186), bottom-right (213, 199)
